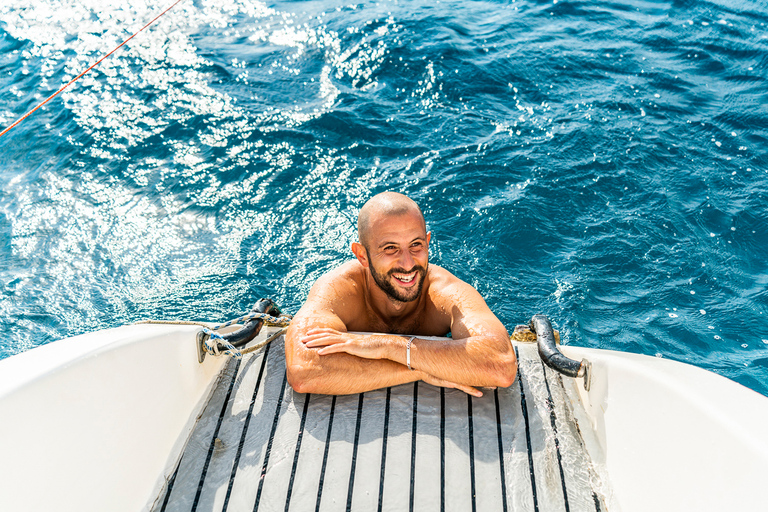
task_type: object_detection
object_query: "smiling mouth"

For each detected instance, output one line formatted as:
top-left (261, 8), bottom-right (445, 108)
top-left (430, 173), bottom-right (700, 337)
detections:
top-left (392, 271), bottom-right (417, 284)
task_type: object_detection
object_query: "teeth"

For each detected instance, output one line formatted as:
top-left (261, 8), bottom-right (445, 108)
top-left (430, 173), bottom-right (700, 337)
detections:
top-left (394, 273), bottom-right (415, 282)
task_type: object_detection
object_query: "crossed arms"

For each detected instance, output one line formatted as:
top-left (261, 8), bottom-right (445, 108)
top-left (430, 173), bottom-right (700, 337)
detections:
top-left (284, 272), bottom-right (517, 396)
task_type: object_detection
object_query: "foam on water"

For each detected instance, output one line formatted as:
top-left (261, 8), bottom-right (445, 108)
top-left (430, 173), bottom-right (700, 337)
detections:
top-left (1, 0), bottom-right (767, 395)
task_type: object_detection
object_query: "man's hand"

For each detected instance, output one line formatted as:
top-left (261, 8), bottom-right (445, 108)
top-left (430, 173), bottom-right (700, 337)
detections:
top-left (302, 328), bottom-right (388, 360)
top-left (419, 372), bottom-right (484, 398)
top-left (301, 327), bottom-right (483, 398)
top-left (303, 328), bottom-right (485, 397)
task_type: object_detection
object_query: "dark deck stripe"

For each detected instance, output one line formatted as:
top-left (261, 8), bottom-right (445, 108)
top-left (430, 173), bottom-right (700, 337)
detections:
top-left (222, 344), bottom-right (272, 512)
top-left (516, 348), bottom-right (539, 512)
top-left (315, 395), bottom-right (337, 512)
top-left (593, 492), bottom-right (603, 512)
top-left (409, 381), bottom-right (419, 512)
top-left (377, 387), bottom-right (391, 512)
top-left (553, 374), bottom-right (603, 512)
top-left (253, 370), bottom-right (289, 512)
top-left (541, 363), bottom-right (570, 512)
top-left (158, 461), bottom-right (180, 512)
top-left (467, 395), bottom-right (477, 512)
top-left (440, 387), bottom-right (445, 512)
top-left (346, 393), bottom-right (365, 512)
top-left (494, 388), bottom-right (509, 512)
top-left (284, 393), bottom-right (311, 512)
top-left (191, 358), bottom-right (242, 512)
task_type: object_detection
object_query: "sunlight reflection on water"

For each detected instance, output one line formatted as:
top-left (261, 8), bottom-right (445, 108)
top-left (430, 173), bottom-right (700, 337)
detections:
top-left (0, 0), bottom-right (767, 396)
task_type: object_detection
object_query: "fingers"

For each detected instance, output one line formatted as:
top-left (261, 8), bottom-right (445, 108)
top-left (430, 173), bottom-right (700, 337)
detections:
top-left (316, 344), bottom-right (348, 355)
top-left (458, 385), bottom-right (483, 398)
top-left (442, 382), bottom-right (483, 398)
top-left (302, 328), bottom-right (344, 347)
top-left (301, 329), bottom-right (359, 356)
top-left (421, 374), bottom-right (483, 398)
top-left (306, 327), bottom-right (341, 336)
top-left (304, 337), bottom-right (338, 348)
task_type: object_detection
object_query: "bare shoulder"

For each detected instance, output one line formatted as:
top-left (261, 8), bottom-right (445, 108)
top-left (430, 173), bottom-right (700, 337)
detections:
top-left (295, 260), bottom-right (366, 326)
top-left (426, 264), bottom-right (508, 338)
top-left (426, 264), bottom-right (482, 303)
top-left (309, 260), bottom-right (364, 298)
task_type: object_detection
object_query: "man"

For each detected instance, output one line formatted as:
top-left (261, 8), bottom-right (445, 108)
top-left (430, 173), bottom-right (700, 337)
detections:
top-left (285, 192), bottom-right (516, 397)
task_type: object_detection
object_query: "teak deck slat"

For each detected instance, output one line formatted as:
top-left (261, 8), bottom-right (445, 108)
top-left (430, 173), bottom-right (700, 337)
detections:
top-left (153, 333), bottom-right (606, 512)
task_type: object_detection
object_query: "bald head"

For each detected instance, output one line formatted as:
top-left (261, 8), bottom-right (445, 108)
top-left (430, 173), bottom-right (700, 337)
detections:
top-left (358, 192), bottom-right (426, 250)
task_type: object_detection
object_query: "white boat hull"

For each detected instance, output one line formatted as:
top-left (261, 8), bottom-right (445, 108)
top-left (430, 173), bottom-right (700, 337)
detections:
top-left (1, 324), bottom-right (767, 511)
top-left (559, 344), bottom-right (768, 511)
top-left (0, 324), bottom-right (226, 512)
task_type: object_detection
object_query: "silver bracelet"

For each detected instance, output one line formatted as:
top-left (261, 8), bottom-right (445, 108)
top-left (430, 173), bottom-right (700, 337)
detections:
top-left (406, 336), bottom-right (416, 371)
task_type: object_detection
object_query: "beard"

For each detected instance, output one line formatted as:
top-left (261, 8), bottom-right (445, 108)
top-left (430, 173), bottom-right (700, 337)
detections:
top-left (369, 261), bottom-right (428, 303)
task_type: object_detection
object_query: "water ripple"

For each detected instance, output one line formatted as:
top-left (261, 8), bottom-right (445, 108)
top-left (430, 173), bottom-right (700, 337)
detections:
top-left (1, 0), bottom-right (767, 395)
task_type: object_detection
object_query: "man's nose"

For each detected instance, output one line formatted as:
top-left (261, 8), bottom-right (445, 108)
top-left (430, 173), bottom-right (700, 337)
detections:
top-left (398, 248), bottom-right (415, 269)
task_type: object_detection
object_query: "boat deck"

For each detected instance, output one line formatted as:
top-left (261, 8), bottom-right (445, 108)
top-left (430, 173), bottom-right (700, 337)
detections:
top-left (152, 329), bottom-right (607, 511)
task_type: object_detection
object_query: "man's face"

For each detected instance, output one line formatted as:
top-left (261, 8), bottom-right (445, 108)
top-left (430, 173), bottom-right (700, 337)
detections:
top-left (364, 211), bottom-right (430, 303)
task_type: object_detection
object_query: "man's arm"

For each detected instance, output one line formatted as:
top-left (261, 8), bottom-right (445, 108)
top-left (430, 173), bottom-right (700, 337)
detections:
top-left (410, 281), bottom-right (517, 387)
top-left (285, 271), bottom-right (451, 395)
top-left (285, 309), bottom-right (421, 395)
top-left (304, 276), bottom-right (517, 390)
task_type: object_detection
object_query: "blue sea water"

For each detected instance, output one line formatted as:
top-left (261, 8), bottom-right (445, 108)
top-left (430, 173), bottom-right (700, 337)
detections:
top-left (1, 0), bottom-right (767, 395)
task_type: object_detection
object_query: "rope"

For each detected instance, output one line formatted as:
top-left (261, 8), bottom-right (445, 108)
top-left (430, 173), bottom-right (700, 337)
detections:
top-left (240, 328), bottom-right (288, 356)
top-left (135, 310), bottom-right (292, 359)
top-left (212, 311), bottom-right (292, 330)
top-left (202, 311), bottom-right (291, 359)
top-left (0, 0), bottom-right (186, 139)
top-left (201, 328), bottom-right (244, 359)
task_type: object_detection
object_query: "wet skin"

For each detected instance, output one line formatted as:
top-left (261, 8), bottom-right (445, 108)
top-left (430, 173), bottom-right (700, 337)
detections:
top-left (285, 207), bottom-right (517, 396)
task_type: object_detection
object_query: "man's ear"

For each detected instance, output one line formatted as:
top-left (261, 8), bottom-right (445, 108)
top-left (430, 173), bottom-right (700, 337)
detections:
top-left (426, 231), bottom-right (431, 246)
top-left (351, 242), bottom-right (369, 268)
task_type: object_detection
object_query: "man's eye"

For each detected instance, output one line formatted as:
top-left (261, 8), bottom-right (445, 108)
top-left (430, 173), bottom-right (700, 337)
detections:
top-left (384, 246), bottom-right (397, 253)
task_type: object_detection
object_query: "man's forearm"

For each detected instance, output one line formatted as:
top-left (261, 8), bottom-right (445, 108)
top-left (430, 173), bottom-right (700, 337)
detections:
top-left (298, 329), bottom-right (516, 391)
top-left (381, 334), bottom-right (517, 388)
top-left (286, 342), bottom-right (421, 395)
